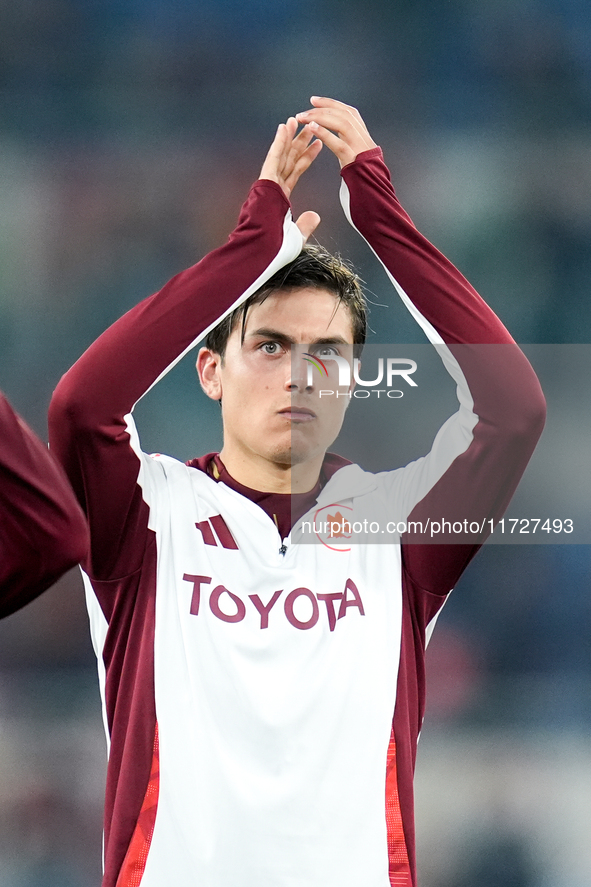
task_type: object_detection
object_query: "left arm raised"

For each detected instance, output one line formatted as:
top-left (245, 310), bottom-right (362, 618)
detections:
top-left (340, 147), bottom-right (546, 593)
top-left (298, 97), bottom-right (546, 594)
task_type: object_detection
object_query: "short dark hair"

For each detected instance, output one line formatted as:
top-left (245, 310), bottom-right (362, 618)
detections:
top-left (204, 244), bottom-right (366, 358)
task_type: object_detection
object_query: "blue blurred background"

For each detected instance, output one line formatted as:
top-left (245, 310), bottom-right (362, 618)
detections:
top-left (1, 1), bottom-right (590, 884)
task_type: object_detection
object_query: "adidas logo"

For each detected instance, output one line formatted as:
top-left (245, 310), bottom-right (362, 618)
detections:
top-left (195, 514), bottom-right (238, 550)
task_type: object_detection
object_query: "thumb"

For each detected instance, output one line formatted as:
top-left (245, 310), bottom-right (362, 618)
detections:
top-left (295, 211), bottom-right (321, 244)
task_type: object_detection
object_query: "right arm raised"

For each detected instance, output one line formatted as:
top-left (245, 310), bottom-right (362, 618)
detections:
top-left (48, 127), bottom-right (318, 582)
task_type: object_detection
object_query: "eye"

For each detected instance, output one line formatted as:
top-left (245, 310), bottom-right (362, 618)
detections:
top-left (314, 344), bottom-right (340, 358)
top-left (260, 341), bottom-right (283, 355)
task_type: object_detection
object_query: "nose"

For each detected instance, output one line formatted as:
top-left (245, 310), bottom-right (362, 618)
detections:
top-left (286, 347), bottom-right (315, 391)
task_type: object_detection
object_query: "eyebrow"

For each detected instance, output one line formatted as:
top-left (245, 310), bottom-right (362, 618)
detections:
top-left (245, 327), bottom-right (352, 346)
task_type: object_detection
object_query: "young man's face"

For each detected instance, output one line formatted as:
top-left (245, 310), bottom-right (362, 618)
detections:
top-left (199, 286), bottom-right (355, 486)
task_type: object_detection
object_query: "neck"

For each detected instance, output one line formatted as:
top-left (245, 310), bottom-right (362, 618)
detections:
top-left (218, 445), bottom-right (324, 494)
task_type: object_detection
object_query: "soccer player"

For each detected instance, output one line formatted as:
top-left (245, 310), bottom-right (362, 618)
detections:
top-left (48, 98), bottom-right (546, 887)
top-left (0, 389), bottom-right (88, 614)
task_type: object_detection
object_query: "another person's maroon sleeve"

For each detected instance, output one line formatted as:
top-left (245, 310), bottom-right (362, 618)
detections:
top-left (0, 390), bottom-right (88, 616)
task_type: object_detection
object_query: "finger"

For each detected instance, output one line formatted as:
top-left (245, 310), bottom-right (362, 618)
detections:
top-left (301, 121), bottom-right (356, 167)
top-left (285, 123), bottom-right (315, 163)
top-left (297, 106), bottom-right (370, 142)
top-left (285, 123), bottom-right (318, 171)
top-left (291, 121), bottom-right (317, 149)
top-left (310, 95), bottom-right (362, 121)
top-left (285, 116), bottom-right (298, 139)
top-left (259, 122), bottom-right (290, 181)
top-left (296, 109), bottom-right (375, 165)
top-left (309, 96), bottom-right (368, 134)
top-left (275, 119), bottom-right (298, 175)
top-left (295, 211), bottom-right (321, 244)
top-left (283, 137), bottom-right (323, 192)
top-left (275, 117), bottom-right (308, 180)
top-left (297, 96), bottom-right (373, 147)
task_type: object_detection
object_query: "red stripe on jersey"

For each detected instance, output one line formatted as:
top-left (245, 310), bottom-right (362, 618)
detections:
top-left (385, 729), bottom-right (412, 885)
top-left (195, 520), bottom-right (217, 546)
top-left (210, 513), bottom-right (239, 549)
top-left (116, 723), bottom-right (160, 887)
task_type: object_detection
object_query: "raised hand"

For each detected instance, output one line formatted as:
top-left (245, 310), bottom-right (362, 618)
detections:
top-left (259, 116), bottom-right (322, 243)
top-left (259, 116), bottom-right (323, 199)
top-left (295, 97), bottom-right (377, 168)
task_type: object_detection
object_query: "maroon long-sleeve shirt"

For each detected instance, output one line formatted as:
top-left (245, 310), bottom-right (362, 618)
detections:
top-left (0, 390), bottom-right (88, 614)
top-left (49, 149), bottom-right (546, 887)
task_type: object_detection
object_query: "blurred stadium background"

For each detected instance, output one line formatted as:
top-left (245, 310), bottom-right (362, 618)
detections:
top-left (1, 1), bottom-right (590, 884)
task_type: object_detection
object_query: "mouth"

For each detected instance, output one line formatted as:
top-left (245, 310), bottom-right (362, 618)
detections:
top-left (278, 406), bottom-right (317, 422)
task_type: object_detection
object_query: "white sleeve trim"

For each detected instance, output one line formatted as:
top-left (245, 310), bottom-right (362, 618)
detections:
top-left (133, 209), bottom-right (304, 408)
top-left (340, 178), bottom-right (479, 517)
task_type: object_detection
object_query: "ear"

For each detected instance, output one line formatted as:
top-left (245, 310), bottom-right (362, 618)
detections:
top-left (196, 347), bottom-right (223, 401)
